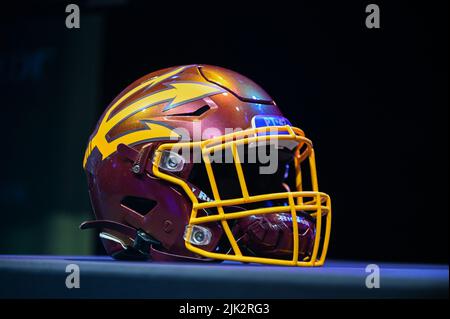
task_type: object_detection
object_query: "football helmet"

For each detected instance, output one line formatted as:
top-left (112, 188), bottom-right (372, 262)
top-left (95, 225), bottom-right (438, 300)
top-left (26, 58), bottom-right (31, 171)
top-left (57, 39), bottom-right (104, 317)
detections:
top-left (81, 64), bottom-right (331, 266)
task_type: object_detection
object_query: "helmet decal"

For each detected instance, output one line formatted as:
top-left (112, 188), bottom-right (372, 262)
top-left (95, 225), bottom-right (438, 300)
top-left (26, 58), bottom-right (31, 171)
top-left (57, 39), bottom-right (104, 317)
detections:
top-left (83, 66), bottom-right (224, 168)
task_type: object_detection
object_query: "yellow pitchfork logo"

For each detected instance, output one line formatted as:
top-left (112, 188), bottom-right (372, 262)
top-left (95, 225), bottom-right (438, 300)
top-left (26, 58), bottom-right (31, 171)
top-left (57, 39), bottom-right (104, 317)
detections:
top-left (83, 66), bottom-right (224, 168)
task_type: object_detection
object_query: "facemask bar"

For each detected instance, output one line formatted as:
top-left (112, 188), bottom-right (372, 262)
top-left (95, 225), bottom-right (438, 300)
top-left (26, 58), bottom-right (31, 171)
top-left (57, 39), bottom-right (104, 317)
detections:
top-left (152, 126), bottom-right (332, 267)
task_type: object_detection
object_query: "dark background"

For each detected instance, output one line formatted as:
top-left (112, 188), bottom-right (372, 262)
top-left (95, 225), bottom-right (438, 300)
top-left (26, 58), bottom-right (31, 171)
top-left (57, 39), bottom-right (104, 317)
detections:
top-left (0, 0), bottom-right (447, 264)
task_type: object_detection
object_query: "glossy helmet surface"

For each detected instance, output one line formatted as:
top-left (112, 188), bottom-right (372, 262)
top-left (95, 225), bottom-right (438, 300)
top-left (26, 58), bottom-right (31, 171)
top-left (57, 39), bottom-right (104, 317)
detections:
top-left (82, 64), bottom-right (331, 266)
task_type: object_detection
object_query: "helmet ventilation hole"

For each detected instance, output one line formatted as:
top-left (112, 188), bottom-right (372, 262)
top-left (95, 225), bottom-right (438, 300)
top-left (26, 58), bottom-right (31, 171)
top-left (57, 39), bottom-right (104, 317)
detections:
top-left (166, 105), bottom-right (210, 117)
top-left (121, 196), bottom-right (157, 216)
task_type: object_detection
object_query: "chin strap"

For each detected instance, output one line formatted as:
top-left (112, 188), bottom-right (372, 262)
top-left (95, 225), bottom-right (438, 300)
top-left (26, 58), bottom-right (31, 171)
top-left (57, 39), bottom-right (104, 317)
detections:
top-left (80, 220), bottom-right (160, 261)
top-left (81, 219), bottom-right (222, 262)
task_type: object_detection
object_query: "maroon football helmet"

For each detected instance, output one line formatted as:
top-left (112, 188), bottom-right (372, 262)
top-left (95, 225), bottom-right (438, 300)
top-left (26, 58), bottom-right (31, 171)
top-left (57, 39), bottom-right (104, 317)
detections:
top-left (81, 65), bottom-right (331, 266)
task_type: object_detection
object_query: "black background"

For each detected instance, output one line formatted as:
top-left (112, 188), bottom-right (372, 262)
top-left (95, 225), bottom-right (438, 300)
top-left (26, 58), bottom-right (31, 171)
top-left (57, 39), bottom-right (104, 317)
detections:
top-left (0, 0), bottom-right (448, 263)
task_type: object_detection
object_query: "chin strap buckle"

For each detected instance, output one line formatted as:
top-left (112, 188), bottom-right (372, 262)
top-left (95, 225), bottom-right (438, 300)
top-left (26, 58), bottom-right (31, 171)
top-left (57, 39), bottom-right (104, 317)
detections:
top-left (106, 229), bottom-right (161, 261)
top-left (132, 229), bottom-right (159, 256)
top-left (80, 220), bottom-right (160, 261)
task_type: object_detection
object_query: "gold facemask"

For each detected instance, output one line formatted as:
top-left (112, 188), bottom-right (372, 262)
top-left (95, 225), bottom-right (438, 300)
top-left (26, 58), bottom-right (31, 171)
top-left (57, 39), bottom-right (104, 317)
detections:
top-left (152, 125), bottom-right (331, 266)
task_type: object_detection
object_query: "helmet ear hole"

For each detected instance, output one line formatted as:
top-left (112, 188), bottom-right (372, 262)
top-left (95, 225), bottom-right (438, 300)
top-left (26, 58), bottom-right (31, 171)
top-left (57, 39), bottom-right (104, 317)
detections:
top-left (121, 196), bottom-right (157, 216)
